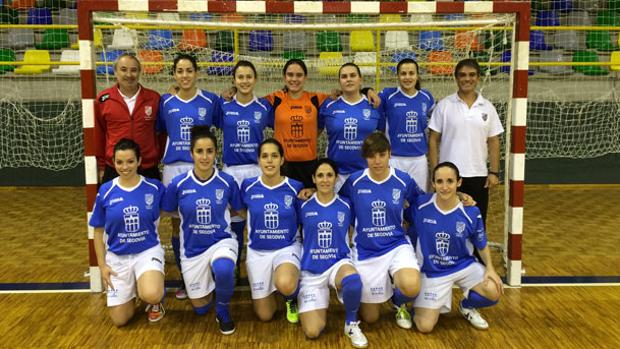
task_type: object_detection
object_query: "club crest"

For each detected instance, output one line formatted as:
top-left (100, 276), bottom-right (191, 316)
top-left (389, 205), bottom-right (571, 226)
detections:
top-left (144, 193), bottom-right (154, 209)
top-left (456, 221), bottom-right (466, 237)
top-left (363, 109), bottom-right (371, 120)
top-left (215, 189), bottom-right (224, 204)
top-left (198, 107), bottom-right (207, 119)
top-left (481, 113), bottom-right (488, 121)
top-left (284, 195), bottom-right (293, 209)
top-left (392, 189), bottom-right (401, 204)
top-left (337, 211), bottom-right (345, 227)
top-left (254, 111), bottom-right (262, 123)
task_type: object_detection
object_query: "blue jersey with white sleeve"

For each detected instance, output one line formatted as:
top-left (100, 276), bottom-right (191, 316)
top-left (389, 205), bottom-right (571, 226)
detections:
top-left (157, 89), bottom-right (219, 164)
top-left (241, 176), bottom-right (303, 251)
top-left (161, 169), bottom-right (244, 259)
top-left (319, 96), bottom-right (385, 174)
top-left (339, 168), bottom-right (424, 261)
top-left (412, 193), bottom-right (487, 278)
top-left (300, 194), bottom-right (353, 274)
top-left (213, 96), bottom-right (274, 166)
top-left (89, 177), bottom-right (164, 255)
top-left (379, 87), bottom-right (434, 157)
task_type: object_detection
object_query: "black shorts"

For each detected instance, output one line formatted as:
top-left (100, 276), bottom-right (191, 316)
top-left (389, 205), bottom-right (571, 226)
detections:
top-left (101, 164), bottom-right (161, 185)
top-left (282, 159), bottom-right (317, 189)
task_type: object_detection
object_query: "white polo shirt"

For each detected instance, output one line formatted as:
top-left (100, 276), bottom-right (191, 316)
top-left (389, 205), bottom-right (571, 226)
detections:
top-left (429, 92), bottom-right (503, 177)
top-left (118, 86), bottom-right (141, 115)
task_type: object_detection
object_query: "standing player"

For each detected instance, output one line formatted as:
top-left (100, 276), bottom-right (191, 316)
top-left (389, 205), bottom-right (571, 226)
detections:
top-left (158, 53), bottom-right (220, 300)
top-left (89, 139), bottom-right (166, 326)
top-left (411, 162), bottom-right (503, 332)
top-left (214, 60), bottom-right (274, 279)
top-left (379, 58), bottom-right (434, 191)
top-left (95, 53), bottom-right (161, 184)
top-left (266, 59), bottom-right (329, 189)
top-left (320, 63), bottom-right (385, 192)
top-left (298, 158), bottom-right (367, 348)
top-left (161, 126), bottom-right (243, 335)
top-left (239, 139), bottom-right (304, 324)
top-left (339, 132), bottom-right (422, 330)
top-left (428, 58), bottom-right (503, 224)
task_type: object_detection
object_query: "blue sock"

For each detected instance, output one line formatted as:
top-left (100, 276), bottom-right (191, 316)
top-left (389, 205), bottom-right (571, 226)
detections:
top-left (193, 301), bottom-right (212, 316)
top-left (341, 274), bottom-right (362, 324)
top-left (213, 258), bottom-right (235, 322)
top-left (392, 287), bottom-right (414, 307)
top-left (171, 236), bottom-right (182, 272)
top-left (231, 221), bottom-right (245, 266)
top-left (461, 290), bottom-right (498, 309)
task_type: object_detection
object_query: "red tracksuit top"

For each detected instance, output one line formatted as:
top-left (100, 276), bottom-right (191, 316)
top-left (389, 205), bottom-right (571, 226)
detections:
top-left (94, 84), bottom-right (161, 169)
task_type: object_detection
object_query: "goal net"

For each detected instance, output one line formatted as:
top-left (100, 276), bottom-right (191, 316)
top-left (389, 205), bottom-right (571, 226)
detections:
top-left (78, 1), bottom-right (528, 290)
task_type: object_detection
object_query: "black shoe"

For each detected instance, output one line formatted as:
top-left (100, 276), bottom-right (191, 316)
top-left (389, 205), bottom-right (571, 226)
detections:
top-left (216, 315), bottom-right (236, 335)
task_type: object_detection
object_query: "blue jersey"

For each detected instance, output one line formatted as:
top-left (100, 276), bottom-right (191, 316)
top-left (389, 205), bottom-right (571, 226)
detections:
top-left (213, 96), bottom-right (274, 166)
top-left (161, 169), bottom-right (244, 258)
top-left (340, 168), bottom-right (424, 260)
top-left (319, 96), bottom-right (385, 174)
top-left (300, 194), bottom-right (353, 274)
top-left (89, 177), bottom-right (164, 255)
top-left (379, 87), bottom-right (434, 157)
top-left (241, 176), bottom-right (303, 251)
top-left (412, 193), bottom-right (487, 278)
top-left (157, 90), bottom-right (219, 164)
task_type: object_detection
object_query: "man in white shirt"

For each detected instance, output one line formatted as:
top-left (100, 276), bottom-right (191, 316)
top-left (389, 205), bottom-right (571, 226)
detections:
top-left (428, 59), bottom-right (503, 224)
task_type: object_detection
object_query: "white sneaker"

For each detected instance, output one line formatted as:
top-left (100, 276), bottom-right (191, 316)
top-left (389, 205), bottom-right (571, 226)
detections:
top-left (394, 304), bottom-right (413, 329)
top-left (344, 321), bottom-right (368, 348)
top-left (459, 304), bottom-right (489, 330)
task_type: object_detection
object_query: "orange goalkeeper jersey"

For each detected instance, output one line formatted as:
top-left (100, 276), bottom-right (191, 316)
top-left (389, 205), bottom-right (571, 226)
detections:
top-left (266, 90), bottom-right (329, 162)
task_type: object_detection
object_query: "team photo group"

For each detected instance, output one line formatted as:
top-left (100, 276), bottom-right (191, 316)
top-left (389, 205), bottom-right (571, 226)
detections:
top-left (91, 51), bottom-right (504, 348)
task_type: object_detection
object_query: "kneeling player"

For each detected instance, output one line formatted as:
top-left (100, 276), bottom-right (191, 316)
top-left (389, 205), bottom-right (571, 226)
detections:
top-left (411, 162), bottom-right (503, 332)
top-left (162, 126), bottom-right (244, 335)
top-left (298, 158), bottom-right (367, 348)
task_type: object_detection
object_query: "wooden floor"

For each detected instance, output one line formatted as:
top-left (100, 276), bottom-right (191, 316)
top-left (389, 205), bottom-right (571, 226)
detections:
top-left (0, 287), bottom-right (619, 348)
top-left (0, 185), bottom-right (619, 347)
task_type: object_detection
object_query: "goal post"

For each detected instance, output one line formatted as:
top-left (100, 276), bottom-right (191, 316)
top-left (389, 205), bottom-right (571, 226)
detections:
top-left (77, 0), bottom-right (530, 291)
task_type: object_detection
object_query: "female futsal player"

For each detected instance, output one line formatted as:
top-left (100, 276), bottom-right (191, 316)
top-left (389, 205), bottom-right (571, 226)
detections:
top-left (162, 126), bottom-right (243, 335)
top-left (90, 139), bottom-right (166, 326)
top-left (298, 158), bottom-right (367, 348)
top-left (411, 162), bottom-right (503, 332)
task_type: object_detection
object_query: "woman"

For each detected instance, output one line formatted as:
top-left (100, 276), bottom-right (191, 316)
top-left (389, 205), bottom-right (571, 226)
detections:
top-left (411, 162), bottom-right (503, 332)
top-left (265, 59), bottom-right (329, 189)
top-left (339, 132), bottom-right (422, 330)
top-left (379, 58), bottom-right (435, 191)
top-left (161, 126), bottom-right (243, 335)
top-left (214, 60), bottom-right (274, 275)
top-left (89, 138), bottom-right (166, 326)
top-left (239, 138), bottom-right (304, 324)
top-left (157, 53), bottom-right (220, 300)
top-left (298, 158), bottom-right (367, 348)
top-left (319, 63), bottom-right (385, 192)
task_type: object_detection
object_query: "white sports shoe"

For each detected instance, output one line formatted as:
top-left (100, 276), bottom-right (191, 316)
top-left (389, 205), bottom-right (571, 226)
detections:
top-left (344, 321), bottom-right (368, 348)
top-left (394, 304), bottom-right (413, 329)
top-left (459, 304), bottom-right (489, 330)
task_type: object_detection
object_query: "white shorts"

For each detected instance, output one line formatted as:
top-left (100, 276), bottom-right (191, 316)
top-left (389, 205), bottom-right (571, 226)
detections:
top-left (105, 245), bottom-right (165, 307)
top-left (390, 155), bottom-right (429, 192)
top-left (335, 173), bottom-right (351, 193)
top-left (162, 161), bottom-right (194, 186)
top-left (298, 259), bottom-right (353, 313)
top-left (246, 242), bottom-right (302, 300)
top-left (354, 243), bottom-right (419, 304)
top-left (223, 164), bottom-right (261, 223)
top-left (181, 238), bottom-right (238, 300)
top-left (413, 262), bottom-right (485, 314)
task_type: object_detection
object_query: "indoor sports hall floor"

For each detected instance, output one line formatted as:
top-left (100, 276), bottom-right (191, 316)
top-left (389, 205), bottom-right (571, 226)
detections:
top-left (0, 185), bottom-right (619, 348)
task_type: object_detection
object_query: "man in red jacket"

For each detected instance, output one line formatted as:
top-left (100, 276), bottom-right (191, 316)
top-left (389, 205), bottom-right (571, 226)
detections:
top-left (95, 53), bottom-right (162, 183)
